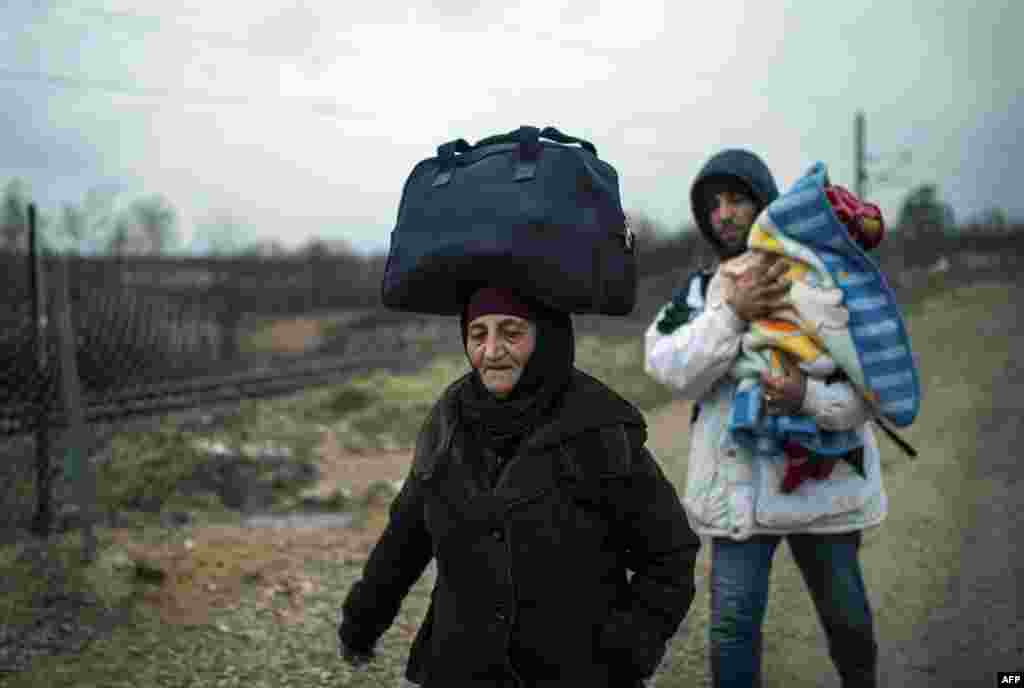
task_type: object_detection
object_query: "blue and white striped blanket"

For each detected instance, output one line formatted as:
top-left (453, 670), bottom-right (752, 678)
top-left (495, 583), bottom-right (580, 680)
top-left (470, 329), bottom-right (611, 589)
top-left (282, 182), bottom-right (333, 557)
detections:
top-left (728, 162), bottom-right (921, 462)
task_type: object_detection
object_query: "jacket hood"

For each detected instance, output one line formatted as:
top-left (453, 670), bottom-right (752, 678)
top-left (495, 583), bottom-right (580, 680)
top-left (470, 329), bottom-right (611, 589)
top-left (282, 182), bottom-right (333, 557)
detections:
top-left (690, 149), bottom-right (780, 256)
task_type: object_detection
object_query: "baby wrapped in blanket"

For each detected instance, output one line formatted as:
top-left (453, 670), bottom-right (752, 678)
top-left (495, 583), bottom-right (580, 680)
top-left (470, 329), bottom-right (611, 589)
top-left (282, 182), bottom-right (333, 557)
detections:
top-left (723, 182), bottom-right (888, 492)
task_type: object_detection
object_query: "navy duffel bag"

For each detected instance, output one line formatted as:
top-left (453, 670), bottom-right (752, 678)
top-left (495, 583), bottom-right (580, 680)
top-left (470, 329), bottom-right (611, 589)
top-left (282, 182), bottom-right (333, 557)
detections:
top-left (381, 125), bottom-right (636, 316)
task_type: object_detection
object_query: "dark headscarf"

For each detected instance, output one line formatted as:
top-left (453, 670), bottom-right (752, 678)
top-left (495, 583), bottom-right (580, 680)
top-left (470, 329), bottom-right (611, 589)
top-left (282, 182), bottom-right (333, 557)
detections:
top-left (458, 286), bottom-right (575, 459)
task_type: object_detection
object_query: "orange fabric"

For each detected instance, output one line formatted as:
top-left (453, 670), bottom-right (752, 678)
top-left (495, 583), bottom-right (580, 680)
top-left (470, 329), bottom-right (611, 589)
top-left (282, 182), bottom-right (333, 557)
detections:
top-left (757, 319), bottom-right (800, 333)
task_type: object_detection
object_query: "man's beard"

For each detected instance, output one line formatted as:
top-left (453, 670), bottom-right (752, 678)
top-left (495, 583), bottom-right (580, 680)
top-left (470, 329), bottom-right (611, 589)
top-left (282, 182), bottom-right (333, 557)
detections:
top-left (716, 223), bottom-right (750, 258)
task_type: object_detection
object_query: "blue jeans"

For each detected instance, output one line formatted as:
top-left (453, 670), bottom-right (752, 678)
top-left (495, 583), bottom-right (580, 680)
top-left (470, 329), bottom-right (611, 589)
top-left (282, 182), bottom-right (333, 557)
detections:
top-left (709, 531), bottom-right (877, 688)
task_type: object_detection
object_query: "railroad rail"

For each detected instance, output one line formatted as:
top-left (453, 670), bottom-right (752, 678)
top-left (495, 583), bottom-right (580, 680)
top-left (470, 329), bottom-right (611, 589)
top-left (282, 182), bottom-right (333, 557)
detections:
top-left (0, 352), bottom-right (418, 438)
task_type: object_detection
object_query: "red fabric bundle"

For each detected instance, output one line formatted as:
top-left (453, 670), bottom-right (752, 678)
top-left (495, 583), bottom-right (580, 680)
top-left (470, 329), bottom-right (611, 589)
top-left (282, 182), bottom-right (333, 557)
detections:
top-left (780, 441), bottom-right (837, 493)
top-left (825, 185), bottom-right (885, 251)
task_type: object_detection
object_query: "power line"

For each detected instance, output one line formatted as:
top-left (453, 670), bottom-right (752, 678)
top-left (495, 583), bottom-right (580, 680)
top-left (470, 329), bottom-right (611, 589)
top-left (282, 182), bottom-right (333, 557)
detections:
top-left (2, 5), bottom-right (365, 119)
top-left (0, 65), bottom-right (370, 122)
top-left (854, 110), bottom-right (914, 198)
top-left (32, 3), bottom-right (361, 59)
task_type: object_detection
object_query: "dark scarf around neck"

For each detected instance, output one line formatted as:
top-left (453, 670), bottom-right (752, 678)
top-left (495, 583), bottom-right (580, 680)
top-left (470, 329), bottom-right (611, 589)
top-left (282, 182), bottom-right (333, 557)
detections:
top-left (457, 295), bottom-right (575, 459)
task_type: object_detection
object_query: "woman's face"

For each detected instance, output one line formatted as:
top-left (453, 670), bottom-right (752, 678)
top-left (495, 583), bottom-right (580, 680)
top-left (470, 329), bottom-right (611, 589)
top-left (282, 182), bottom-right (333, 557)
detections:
top-left (466, 314), bottom-right (537, 399)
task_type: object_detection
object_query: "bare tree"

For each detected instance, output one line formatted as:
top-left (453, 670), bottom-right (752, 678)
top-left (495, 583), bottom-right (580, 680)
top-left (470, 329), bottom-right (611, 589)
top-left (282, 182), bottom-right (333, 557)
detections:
top-left (108, 214), bottom-right (132, 258)
top-left (191, 211), bottom-right (257, 256)
top-left (130, 194), bottom-right (179, 255)
top-left (899, 184), bottom-right (955, 237)
top-left (59, 201), bottom-right (87, 250)
top-left (1, 178), bottom-right (29, 252)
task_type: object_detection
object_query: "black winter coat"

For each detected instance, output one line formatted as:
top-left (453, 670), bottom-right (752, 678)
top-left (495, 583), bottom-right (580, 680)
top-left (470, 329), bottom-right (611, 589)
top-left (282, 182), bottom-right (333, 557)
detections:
top-left (339, 369), bottom-right (701, 687)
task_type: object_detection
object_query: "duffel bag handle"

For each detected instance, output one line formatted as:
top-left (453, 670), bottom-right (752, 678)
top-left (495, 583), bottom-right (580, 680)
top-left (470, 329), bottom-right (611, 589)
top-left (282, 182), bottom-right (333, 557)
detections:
top-left (476, 125), bottom-right (597, 182)
top-left (432, 138), bottom-right (472, 187)
top-left (538, 126), bottom-right (597, 155)
top-left (473, 125), bottom-right (597, 155)
top-left (435, 126), bottom-right (543, 186)
top-left (436, 138), bottom-right (472, 161)
top-left (474, 125), bottom-right (541, 150)
top-left (432, 126), bottom-right (597, 187)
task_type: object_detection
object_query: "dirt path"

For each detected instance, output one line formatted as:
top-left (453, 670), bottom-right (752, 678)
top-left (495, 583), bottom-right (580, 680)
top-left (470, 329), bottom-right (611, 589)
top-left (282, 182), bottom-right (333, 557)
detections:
top-left (873, 312), bottom-right (1024, 686)
top-left (643, 284), bottom-right (1024, 687)
top-left (305, 429), bottom-right (412, 500)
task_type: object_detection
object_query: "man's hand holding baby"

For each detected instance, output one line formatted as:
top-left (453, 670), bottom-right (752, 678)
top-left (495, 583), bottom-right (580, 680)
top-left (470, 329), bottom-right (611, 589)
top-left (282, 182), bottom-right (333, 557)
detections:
top-left (725, 258), bottom-right (792, 323)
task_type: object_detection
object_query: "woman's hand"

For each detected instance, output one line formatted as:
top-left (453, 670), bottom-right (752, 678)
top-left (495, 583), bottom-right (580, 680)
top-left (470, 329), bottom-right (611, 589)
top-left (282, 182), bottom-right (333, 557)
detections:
top-left (761, 354), bottom-right (807, 415)
top-left (337, 611), bottom-right (375, 669)
top-left (339, 640), bottom-right (374, 668)
top-left (726, 258), bottom-right (791, 322)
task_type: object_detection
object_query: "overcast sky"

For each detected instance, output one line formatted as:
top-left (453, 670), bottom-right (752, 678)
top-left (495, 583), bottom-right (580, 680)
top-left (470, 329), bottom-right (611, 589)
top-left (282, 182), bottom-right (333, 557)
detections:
top-left (1, 0), bottom-right (1020, 255)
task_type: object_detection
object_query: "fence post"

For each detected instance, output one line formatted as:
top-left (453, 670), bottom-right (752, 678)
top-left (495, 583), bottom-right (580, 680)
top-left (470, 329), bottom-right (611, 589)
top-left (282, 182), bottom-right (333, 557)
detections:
top-left (52, 253), bottom-right (98, 561)
top-left (28, 203), bottom-right (55, 537)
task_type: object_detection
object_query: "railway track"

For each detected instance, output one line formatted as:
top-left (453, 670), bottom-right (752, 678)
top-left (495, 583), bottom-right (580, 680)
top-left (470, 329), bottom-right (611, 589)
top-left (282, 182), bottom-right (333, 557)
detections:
top-left (0, 352), bottom-right (418, 437)
top-left (0, 307), bottom-right (656, 439)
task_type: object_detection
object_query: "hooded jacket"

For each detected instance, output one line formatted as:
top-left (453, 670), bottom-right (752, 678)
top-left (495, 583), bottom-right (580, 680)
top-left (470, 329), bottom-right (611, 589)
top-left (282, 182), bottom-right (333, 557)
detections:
top-left (642, 151), bottom-right (888, 540)
top-left (643, 268), bottom-right (887, 540)
top-left (689, 149), bottom-right (780, 258)
top-left (339, 368), bottom-right (701, 687)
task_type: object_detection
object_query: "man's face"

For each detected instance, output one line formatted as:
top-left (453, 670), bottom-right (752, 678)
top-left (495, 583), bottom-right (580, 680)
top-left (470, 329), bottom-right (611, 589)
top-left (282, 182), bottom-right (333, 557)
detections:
top-left (707, 184), bottom-right (758, 254)
top-left (466, 314), bottom-right (537, 399)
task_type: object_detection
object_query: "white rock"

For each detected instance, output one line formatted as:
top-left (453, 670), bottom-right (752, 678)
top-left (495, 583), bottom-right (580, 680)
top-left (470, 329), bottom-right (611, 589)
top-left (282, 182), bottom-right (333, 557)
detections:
top-left (191, 439), bottom-right (233, 456)
top-left (241, 442), bottom-right (293, 460)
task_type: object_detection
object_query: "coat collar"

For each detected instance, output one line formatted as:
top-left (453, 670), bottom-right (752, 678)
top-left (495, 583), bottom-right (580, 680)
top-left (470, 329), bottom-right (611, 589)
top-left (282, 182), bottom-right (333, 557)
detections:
top-left (412, 369), bottom-right (647, 504)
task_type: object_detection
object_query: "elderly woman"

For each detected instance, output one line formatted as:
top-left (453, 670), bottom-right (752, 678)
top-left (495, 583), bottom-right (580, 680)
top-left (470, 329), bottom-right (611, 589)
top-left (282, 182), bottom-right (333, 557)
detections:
top-left (337, 285), bottom-right (700, 688)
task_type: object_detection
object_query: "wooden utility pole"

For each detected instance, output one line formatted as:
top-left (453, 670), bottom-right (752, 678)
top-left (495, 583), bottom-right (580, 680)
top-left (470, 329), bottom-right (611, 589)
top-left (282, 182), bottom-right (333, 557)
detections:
top-left (855, 110), bottom-right (868, 199)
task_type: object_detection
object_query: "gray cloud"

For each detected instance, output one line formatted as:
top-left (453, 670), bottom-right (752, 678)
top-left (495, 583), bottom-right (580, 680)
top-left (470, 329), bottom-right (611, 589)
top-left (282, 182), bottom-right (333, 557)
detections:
top-left (0, 0), bottom-right (1019, 257)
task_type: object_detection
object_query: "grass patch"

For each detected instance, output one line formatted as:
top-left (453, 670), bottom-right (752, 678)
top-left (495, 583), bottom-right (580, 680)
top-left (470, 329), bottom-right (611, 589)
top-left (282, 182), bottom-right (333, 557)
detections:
top-left (318, 487), bottom-right (354, 512)
top-left (323, 386), bottom-right (377, 416)
top-left (0, 528), bottom-right (153, 638)
top-left (576, 334), bottom-right (676, 411)
top-left (1, 542), bottom-right (436, 688)
top-left (311, 355), bottom-right (468, 452)
top-left (98, 424), bottom-right (213, 514)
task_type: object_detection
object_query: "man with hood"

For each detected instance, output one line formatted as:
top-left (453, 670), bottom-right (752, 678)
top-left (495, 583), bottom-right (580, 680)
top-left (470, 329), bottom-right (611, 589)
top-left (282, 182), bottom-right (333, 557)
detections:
top-left (644, 150), bottom-right (884, 687)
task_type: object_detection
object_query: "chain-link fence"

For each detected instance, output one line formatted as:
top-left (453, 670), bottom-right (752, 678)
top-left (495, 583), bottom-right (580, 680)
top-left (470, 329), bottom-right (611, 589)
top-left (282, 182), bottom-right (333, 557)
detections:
top-left (0, 214), bottom-right (397, 545)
